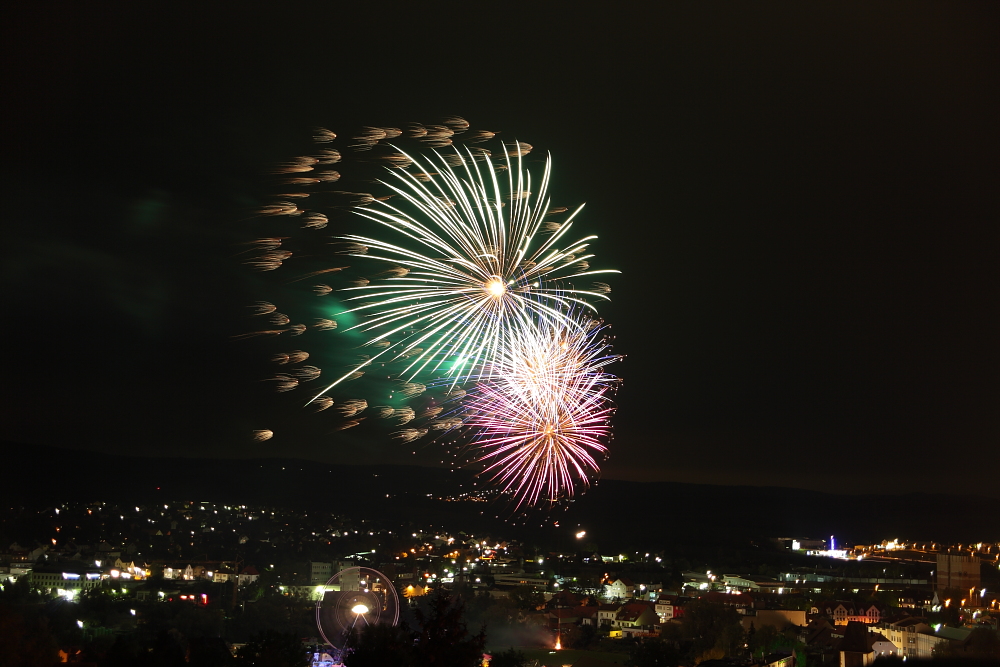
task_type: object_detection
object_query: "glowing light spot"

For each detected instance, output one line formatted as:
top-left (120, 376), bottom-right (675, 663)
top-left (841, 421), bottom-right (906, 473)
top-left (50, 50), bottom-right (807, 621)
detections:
top-left (485, 279), bottom-right (506, 297)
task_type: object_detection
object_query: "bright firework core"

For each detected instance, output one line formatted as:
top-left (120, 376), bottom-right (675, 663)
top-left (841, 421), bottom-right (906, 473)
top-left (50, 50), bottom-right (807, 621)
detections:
top-left (485, 278), bottom-right (506, 298)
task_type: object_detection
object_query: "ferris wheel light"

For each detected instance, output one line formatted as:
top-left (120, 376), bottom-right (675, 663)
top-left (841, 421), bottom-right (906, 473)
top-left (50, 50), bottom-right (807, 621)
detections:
top-left (317, 567), bottom-right (399, 651)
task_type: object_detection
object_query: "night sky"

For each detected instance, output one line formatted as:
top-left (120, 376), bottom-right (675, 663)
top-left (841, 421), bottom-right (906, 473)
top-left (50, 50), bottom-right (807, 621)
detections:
top-left (3, 3), bottom-right (997, 498)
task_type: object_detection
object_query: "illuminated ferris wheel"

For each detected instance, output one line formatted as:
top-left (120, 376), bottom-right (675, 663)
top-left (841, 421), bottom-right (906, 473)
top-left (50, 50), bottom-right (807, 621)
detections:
top-left (315, 567), bottom-right (400, 654)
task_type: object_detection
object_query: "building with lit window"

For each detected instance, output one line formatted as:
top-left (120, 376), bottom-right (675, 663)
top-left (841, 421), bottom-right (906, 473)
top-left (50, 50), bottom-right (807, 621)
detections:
top-left (30, 568), bottom-right (103, 596)
top-left (876, 617), bottom-right (950, 660)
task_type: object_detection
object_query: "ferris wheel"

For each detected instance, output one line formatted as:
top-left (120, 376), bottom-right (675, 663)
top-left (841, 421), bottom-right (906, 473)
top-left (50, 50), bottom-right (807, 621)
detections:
top-left (315, 566), bottom-right (400, 654)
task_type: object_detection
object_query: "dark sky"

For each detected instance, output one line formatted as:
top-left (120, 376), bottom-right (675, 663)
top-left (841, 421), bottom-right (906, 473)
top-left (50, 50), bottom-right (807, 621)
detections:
top-left (3, 3), bottom-right (997, 498)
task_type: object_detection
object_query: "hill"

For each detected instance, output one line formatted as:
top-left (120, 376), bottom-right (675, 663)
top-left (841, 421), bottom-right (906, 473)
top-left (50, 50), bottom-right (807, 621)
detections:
top-left (2, 444), bottom-right (994, 547)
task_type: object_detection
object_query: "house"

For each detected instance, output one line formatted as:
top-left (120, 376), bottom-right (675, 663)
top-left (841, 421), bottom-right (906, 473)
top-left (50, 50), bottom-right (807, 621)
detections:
top-left (819, 601), bottom-right (886, 626)
top-left (723, 574), bottom-right (759, 592)
top-left (877, 617), bottom-right (930, 660)
top-left (838, 621), bottom-right (875, 667)
top-left (634, 582), bottom-right (664, 601)
top-left (654, 595), bottom-right (684, 622)
top-left (29, 568), bottom-right (102, 596)
top-left (855, 603), bottom-right (885, 625)
top-left (604, 577), bottom-right (635, 600)
top-left (310, 561), bottom-right (334, 585)
top-left (578, 607), bottom-right (599, 627)
top-left (870, 633), bottom-right (898, 659)
top-left (402, 583), bottom-right (430, 598)
top-left (803, 617), bottom-right (837, 651)
top-left (932, 626), bottom-right (974, 656)
top-left (546, 590), bottom-right (582, 609)
top-left (615, 602), bottom-right (658, 629)
top-left (897, 589), bottom-right (933, 610)
top-left (547, 606), bottom-right (597, 630)
top-left (620, 624), bottom-right (661, 639)
top-left (702, 591), bottom-right (754, 614)
top-left (748, 577), bottom-right (784, 593)
top-left (212, 567), bottom-right (234, 583)
top-left (238, 565), bottom-right (260, 586)
top-left (595, 603), bottom-right (621, 627)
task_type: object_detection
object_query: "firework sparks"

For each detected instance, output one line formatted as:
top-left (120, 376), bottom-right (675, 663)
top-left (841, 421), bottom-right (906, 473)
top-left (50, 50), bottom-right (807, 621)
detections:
top-left (306, 143), bottom-right (617, 400)
top-left (459, 319), bottom-right (619, 507)
top-left (242, 118), bottom-right (620, 508)
top-left (394, 428), bottom-right (428, 443)
top-left (266, 374), bottom-right (299, 392)
top-left (312, 397), bottom-right (334, 412)
top-left (338, 399), bottom-right (367, 417)
top-left (250, 301), bottom-right (277, 316)
top-left (272, 350), bottom-right (309, 364)
top-left (394, 407), bottom-right (416, 425)
top-left (464, 370), bottom-right (614, 508)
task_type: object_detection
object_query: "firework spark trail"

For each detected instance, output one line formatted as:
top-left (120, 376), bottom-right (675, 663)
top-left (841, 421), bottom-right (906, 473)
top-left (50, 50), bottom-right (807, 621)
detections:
top-left (306, 144), bottom-right (618, 403)
top-left (474, 317), bottom-right (618, 402)
top-left (463, 369), bottom-right (614, 508)
top-left (453, 317), bottom-right (619, 507)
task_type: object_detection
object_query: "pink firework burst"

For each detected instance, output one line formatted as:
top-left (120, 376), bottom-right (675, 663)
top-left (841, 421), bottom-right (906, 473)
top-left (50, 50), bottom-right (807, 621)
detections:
top-left (462, 322), bottom-right (617, 508)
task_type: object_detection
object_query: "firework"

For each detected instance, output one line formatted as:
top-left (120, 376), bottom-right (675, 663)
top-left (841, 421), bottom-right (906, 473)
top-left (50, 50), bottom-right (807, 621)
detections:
top-left (475, 317), bottom-right (617, 401)
top-left (306, 144), bottom-right (618, 402)
top-left (460, 319), bottom-right (618, 507)
top-left (242, 118), bottom-right (620, 509)
top-left (463, 369), bottom-right (614, 508)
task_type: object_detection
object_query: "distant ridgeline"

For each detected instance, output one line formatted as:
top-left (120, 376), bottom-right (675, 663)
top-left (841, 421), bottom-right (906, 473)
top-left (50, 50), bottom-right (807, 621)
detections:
top-left (3, 443), bottom-right (995, 546)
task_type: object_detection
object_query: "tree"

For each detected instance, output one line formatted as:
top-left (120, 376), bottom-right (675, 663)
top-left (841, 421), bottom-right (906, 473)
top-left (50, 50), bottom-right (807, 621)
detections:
top-left (344, 622), bottom-right (414, 667)
top-left (0, 576), bottom-right (46, 604)
top-left (750, 623), bottom-right (779, 656)
top-left (509, 585), bottom-right (544, 611)
top-left (229, 595), bottom-right (314, 641)
top-left (566, 574), bottom-right (604, 598)
top-left (234, 630), bottom-right (308, 667)
top-left (0, 604), bottom-right (59, 667)
top-left (463, 591), bottom-right (515, 634)
top-left (345, 592), bottom-right (485, 667)
top-left (666, 565), bottom-right (685, 594)
top-left (150, 628), bottom-right (188, 667)
top-left (412, 592), bottom-right (486, 667)
top-left (626, 637), bottom-right (681, 667)
top-left (692, 647), bottom-right (725, 664)
top-left (104, 633), bottom-right (145, 667)
top-left (679, 600), bottom-right (743, 660)
top-left (572, 622), bottom-right (598, 650)
top-left (189, 636), bottom-right (235, 667)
